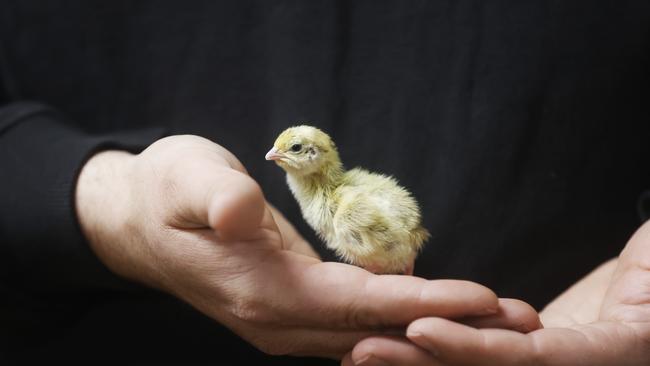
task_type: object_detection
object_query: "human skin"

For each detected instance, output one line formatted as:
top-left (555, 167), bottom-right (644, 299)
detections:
top-left (343, 221), bottom-right (650, 365)
top-left (75, 135), bottom-right (540, 359)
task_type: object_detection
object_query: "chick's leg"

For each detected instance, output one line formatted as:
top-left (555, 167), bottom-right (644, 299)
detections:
top-left (404, 260), bottom-right (414, 276)
top-left (363, 260), bottom-right (415, 276)
top-left (363, 263), bottom-right (384, 275)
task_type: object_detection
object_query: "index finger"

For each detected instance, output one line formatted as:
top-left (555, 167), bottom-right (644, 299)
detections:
top-left (276, 257), bottom-right (500, 330)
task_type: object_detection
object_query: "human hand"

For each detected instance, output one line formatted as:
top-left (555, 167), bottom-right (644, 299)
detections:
top-left (75, 135), bottom-right (536, 359)
top-left (344, 220), bottom-right (650, 365)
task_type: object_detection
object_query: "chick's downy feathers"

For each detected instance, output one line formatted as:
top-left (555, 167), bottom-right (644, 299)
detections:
top-left (266, 125), bottom-right (429, 274)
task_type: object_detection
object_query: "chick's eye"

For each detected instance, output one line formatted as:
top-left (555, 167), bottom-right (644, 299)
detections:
top-left (290, 144), bottom-right (302, 152)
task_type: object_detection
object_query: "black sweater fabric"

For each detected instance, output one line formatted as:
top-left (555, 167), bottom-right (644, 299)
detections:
top-left (2, 1), bottom-right (650, 365)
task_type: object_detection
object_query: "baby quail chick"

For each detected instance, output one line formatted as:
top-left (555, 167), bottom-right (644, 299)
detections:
top-left (265, 125), bottom-right (429, 275)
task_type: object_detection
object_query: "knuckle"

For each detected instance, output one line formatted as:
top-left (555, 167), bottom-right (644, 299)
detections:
top-left (341, 280), bottom-right (384, 329)
top-left (229, 296), bottom-right (274, 325)
top-left (230, 300), bottom-right (260, 323)
top-left (342, 304), bottom-right (381, 330)
top-left (159, 173), bottom-right (180, 201)
top-left (527, 336), bottom-right (547, 366)
top-left (344, 309), bottom-right (363, 329)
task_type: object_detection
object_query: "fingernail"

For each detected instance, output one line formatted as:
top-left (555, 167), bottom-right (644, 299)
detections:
top-left (406, 330), bottom-right (439, 357)
top-left (355, 354), bottom-right (391, 366)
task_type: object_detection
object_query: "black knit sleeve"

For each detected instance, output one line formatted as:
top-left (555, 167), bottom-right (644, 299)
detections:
top-left (0, 102), bottom-right (165, 295)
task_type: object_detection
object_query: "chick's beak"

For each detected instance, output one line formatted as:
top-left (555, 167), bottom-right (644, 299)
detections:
top-left (265, 147), bottom-right (285, 161)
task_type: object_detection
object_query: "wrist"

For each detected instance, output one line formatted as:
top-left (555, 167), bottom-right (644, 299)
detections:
top-left (75, 150), bottom-right (140, 282)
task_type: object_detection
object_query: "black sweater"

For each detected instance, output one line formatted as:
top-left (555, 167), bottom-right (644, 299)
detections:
top-left (2, 1), bottom-right (650, 364)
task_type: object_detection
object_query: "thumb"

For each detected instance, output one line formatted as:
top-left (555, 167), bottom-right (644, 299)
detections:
top-left (601, 219), bottom-right (650, 320)
top-left (207, 166), bottom-right (266, 240)
top-left (172, 158), bottom-right (266, 241)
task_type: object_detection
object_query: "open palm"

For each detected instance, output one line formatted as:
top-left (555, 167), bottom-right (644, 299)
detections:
top-left (345, 220), bottom-right (650, 365)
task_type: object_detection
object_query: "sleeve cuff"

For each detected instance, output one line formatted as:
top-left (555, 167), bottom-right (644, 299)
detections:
top-left (0, 102), bottom-right (166, 294)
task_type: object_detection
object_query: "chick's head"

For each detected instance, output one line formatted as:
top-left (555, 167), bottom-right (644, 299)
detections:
top-left (266, 125), bottom-right (340, 176)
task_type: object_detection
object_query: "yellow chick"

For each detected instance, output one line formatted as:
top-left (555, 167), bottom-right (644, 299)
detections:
top-left (265, 125), bottom-right (429, 274)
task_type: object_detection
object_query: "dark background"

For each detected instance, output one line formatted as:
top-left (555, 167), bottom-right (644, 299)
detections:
top-left (2, 1), bottom-right (650, 364)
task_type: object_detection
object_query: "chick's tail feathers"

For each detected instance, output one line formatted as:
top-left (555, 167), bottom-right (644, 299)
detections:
top-left (410, 226), bottom-right (431, 251)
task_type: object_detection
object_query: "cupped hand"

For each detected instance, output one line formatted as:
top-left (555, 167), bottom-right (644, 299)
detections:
top-left (75, 135), bottom-right (535, 359)
top-left (345, 220), bottom-right (650, 365)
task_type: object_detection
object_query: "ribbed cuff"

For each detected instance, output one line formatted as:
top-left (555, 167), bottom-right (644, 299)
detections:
top-left (0, 102), bottom-right (165, 294)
